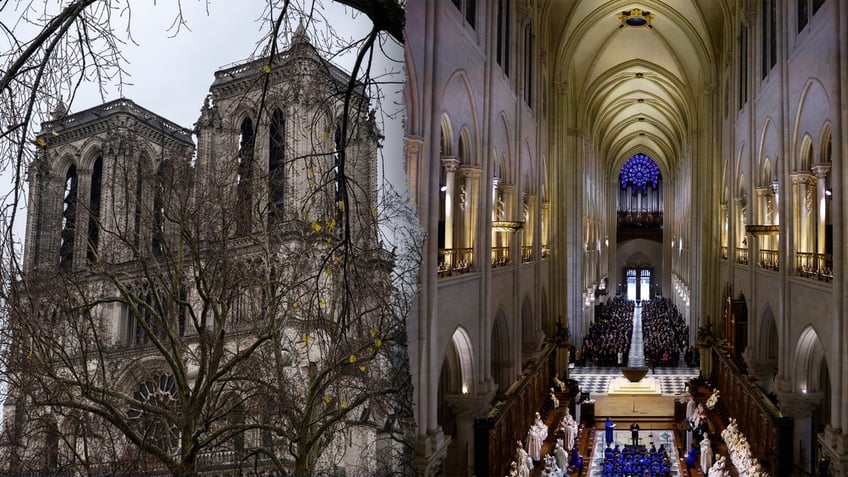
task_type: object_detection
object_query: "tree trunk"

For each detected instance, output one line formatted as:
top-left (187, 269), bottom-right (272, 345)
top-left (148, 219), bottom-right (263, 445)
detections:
top-left (293, 441), bottom-right (321, 477)
top-left (170, 457), bottom-right (197, 477)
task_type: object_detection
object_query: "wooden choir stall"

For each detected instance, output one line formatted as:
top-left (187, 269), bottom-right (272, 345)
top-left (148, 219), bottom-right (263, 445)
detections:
top-left (710, 347), bottom-right (793, 475)
top-left (474, 345), bottom-right (554, 477)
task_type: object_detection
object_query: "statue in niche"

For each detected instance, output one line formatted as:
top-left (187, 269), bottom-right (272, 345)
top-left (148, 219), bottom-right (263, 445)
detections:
top-left (496, 193), bottom-right (506, 220)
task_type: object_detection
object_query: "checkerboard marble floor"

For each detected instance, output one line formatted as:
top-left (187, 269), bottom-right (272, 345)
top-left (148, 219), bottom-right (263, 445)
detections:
top-left (569, 367), bottom-right (699, 395)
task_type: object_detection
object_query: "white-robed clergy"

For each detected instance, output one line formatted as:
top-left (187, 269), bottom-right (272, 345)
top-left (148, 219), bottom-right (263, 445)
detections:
top-left (559, 410), bottom-right (578, 451)
top-left (553, 438), bottom-right (568, 470)
top-left (526, 412), bottom-right (549, 462)
top-left (700, 433), bottom-right (713, 475)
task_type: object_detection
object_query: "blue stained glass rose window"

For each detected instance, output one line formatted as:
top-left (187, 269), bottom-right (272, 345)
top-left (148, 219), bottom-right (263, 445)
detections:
top-left (620, 153), bottom-right (661, 194)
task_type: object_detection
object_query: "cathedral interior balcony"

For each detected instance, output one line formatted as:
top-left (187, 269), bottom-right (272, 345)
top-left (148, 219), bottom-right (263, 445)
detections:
top-left (757, 249), bottom-right (780, 271)
top-left (521, 245), bottom-right (534, 263)
top-left (491, 246), bottom-right (511, 268)
top-left (437, 247), bottom-right (474, 278)
top-left (735, 247), bottom-right (749, 265)
top-left (796, 252), bottom-right (833, 282)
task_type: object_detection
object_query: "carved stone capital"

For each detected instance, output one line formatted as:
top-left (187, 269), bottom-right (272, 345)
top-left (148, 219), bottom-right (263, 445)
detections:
top-left (812, 163), bottom-right (832, 179)
top-left (540, 201), bottom-right (550, 210)
top-left (458, 165), bottom-right (482, 179)
top-left (499, 183), bottom-right (516, 195)
top-left (440, 156), bottom-right (459, 173)
top-left (790, 171), bottom-right (815, 185)
top-left (405, 135), bottom-right (424, 155)
top-left (755, 186), bottom-right (773, 198)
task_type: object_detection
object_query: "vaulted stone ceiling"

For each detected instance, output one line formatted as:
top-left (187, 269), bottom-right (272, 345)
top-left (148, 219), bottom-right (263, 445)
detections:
top-left (546, 0), bottom-right (728, 178)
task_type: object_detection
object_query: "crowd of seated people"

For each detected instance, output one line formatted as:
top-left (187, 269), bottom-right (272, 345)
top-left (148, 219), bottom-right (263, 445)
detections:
top-left (642, 298), bottom-right (688, 368)
top-left (602, 444), bottom-right (672, 477)
top-left (579, 297), bottom-right (634, 367)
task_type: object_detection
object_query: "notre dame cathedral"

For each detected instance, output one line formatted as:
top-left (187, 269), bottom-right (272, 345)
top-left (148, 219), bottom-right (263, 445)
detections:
top-left (1, 26), bottom-right (413, 477)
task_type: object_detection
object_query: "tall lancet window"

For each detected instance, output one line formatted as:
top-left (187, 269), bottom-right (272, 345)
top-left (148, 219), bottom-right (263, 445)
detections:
top-left (236, 117), bottom-right (255, 234)
top-left (618, 153), bottom-right (663, 223)
top-left (86, 157), bottom-right (102, 262)
top-left (269, 109), bottom-right (285, 224)
top-left (60, 165), bottom-right (78, 268)
top-left (152, 162), bottom-right (166, 256)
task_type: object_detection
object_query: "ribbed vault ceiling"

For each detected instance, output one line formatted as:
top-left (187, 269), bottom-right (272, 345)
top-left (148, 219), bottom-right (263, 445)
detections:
top-left (548, 0), bottom-right (726, 178)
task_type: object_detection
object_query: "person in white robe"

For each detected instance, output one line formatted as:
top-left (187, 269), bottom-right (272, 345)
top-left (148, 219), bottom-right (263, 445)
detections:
top-left (686, 395), bottom-right (697, 421)
top-left (553, 438), bottom-right (568, 470)
top-left (700, 433), bottom-right (713, 475)
top-left (526, 426), bottom-right (542, 462)
top-left (516, 441), bottom-right (532, 470)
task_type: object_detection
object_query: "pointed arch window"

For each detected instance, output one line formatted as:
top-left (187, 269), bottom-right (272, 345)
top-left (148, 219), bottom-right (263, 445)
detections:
top-left (451, 0), bottom-right (476, 29)
top-left (237, 117), bottom-right (256, 234)
top-left (761, 0), bottom-right (776, 79)
top-left (269, 109), bottom-right (286, 224)
top-left (86, 157), bottom-right (102, 262)
top-left (60, 165), bottom-right (78, 268)
top-left (496, 0), bottom-right (511, 75)
top-left (152, 162), bottom-right (166, 255)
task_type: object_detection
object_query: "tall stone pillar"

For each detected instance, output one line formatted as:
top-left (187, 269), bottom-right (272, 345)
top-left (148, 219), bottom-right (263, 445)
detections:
top-left (524, 194), bottom-right (537, 252)
top-left (458, 165), bottom-right (481, 254)
top-left (541, 201), bottom-right (550, 257)
top-left (500, 183), bottom-right (516, 263)
top-left (734, 195), bottom-right (748, 263)
top-left (790, 172), bottom-right (816, 257)
top-left (441, 156), bottom-right (459, 256)
top-left (404, 136), bottom-right (424, 205)
top-left (812, 163), bottom-right (831, 257)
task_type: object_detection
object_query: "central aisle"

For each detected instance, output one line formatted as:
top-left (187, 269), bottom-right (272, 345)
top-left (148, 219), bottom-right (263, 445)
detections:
top-left (628, 304), bottom-right (645, 367)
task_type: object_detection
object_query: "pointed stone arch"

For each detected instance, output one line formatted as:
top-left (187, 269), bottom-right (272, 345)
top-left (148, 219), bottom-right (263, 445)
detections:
top-left (440, 114), bottom-right (454, 157)
top-left (758, 304), bottom-right (778, 361)
top-left (793, 326), bottom-right (827, 393)
top-left (491, 308), bottom-right (513, 393)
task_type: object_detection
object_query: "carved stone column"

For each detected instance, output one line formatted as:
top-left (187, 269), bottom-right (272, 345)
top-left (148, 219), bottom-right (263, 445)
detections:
top-left (404, 136), bottom-right (424, 205)
top-left (790, 172), bottom-right (816, 254)
top-left (458, 165), bottom-right (481, 253)
top-left (734, 195), bottom-right (748, 263)
top-left (756, 186), bottom-right (775, 256)
top-left (497, 183), bottom-right (516, 263)
top-left (441, 156), bottom-right (459, 255)
top-left (812, 163), bottom-right (831, 256)
top-left (524, 194), bottom-right (537, 252)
